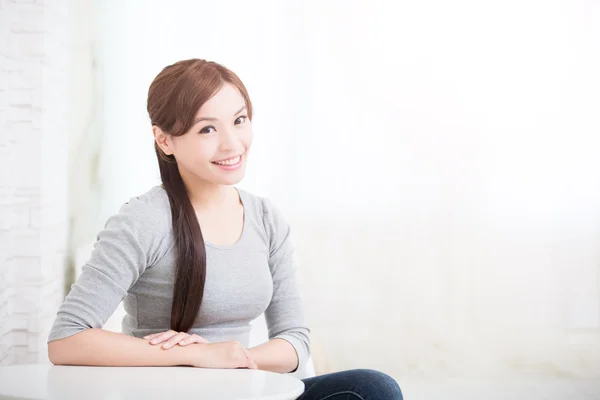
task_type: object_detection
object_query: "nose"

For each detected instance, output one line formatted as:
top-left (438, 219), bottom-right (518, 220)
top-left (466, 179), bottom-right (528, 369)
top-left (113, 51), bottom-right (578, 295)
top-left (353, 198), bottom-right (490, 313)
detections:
top-left (218, 127), bottom-right (241, 153)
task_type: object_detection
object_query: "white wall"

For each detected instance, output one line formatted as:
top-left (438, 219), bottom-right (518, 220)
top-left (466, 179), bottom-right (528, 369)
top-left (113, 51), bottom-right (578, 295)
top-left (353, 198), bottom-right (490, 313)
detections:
top-left (0, 0), bottom-right (95, 366)
top-left (87, 0), bottom-right (600, 379)
top-left (0, 0), bottom-right (81, 365)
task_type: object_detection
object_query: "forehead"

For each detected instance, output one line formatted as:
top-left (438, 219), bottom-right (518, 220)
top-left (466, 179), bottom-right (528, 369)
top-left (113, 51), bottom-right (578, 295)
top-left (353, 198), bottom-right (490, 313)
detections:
top-left (195, 83), bottom-right (245, 118)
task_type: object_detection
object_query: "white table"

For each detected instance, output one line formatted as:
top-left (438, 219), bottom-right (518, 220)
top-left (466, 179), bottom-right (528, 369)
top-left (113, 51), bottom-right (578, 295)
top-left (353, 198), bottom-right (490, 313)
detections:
top-left (0, 364), bottom-right (305, 400)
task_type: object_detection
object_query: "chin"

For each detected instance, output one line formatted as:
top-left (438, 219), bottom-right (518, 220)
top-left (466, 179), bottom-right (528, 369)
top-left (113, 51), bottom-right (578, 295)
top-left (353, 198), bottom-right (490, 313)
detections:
top-left (216, 172), bottom-right (245, 186)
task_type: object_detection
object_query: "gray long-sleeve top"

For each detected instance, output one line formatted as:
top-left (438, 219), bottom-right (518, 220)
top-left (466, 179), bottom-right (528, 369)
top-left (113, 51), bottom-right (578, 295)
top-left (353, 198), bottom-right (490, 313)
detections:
top-left (48, 185), bottom-right (311, 370)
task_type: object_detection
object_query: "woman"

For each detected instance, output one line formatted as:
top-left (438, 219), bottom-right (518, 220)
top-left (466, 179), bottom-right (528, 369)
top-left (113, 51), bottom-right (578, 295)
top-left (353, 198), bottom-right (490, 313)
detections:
top-left (47, 58), bottom-right (403, 399)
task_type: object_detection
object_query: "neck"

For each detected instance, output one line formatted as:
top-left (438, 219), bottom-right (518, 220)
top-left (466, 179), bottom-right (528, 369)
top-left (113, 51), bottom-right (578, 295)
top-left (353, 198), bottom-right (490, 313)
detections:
top-left (178, 169), bottom-right (229, 210)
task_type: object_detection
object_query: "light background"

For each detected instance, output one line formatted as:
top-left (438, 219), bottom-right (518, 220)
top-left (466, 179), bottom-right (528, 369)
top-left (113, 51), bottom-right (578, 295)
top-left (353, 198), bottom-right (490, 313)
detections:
top-left (1, 0), bottom-right (599, 398)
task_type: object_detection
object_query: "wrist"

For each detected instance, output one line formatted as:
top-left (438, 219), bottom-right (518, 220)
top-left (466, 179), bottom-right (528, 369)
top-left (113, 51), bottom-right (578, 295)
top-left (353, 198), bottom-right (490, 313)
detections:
top-left (180, 342), bottom-right (208, 367)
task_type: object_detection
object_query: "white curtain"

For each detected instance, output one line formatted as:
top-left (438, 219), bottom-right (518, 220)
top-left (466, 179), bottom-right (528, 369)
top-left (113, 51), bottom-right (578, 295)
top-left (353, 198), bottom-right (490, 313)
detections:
top-left (85, 0), bottom-right (600, 378)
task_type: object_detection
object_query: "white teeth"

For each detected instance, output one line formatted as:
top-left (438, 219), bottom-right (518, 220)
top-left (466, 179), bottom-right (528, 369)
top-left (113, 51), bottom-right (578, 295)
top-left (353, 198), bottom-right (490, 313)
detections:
top-left (214, 156), bottom-right (241, 166)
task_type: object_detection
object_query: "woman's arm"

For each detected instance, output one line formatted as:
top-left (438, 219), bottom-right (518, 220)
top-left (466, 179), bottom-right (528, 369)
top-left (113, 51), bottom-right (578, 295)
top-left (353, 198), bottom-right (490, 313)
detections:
top-left (260, 198), bottom-right (311, 373)
top-left (48, 328), bottom-right (197, 366)
top-left (47, 196), bottom-right (160, 360)
top-left (49, 328), bottom-right (256, 369)
top-left (247, 338), bottom-right (299, 373)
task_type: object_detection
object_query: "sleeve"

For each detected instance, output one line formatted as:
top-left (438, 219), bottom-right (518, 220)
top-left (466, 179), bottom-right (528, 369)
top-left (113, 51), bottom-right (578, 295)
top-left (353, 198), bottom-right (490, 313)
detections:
top-left (47, 196), bottom-right (163, 343)
top-left (261, 197), bottom-right (311, 372)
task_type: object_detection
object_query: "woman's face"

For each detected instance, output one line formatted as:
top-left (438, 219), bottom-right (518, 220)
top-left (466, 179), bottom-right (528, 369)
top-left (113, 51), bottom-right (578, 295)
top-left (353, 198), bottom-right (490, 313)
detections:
top-left (157, 83), bottom-right (253, 186)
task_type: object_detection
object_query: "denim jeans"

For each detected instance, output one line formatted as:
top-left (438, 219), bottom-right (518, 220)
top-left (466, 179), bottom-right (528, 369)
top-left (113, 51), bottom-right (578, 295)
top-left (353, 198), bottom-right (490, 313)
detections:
top-left (298, 369), bottom-right (403, 400)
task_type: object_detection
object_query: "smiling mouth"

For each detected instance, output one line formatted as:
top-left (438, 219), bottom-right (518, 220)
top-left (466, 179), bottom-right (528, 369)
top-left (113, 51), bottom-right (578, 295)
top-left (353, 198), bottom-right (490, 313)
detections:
top-left (211, 154), bottom-right (242, 166)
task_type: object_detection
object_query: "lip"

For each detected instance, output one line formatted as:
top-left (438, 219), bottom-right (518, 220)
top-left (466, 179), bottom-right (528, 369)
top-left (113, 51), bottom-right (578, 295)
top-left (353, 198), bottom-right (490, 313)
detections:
top-left (211, 153), bottom-right (243, 171)
top-left (212, 154), bottom-right (243, 163)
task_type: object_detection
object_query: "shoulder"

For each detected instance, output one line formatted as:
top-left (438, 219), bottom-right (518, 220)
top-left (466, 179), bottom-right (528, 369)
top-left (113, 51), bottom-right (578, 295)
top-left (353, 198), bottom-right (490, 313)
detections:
top-left (236, 187), bottom-right (286, 226)
top-left (108, 185), bottom-right (172, 235)
top-left (236, 187), bottom-right (291, 252)
top-left (123, 185), bottom-right (170, 213)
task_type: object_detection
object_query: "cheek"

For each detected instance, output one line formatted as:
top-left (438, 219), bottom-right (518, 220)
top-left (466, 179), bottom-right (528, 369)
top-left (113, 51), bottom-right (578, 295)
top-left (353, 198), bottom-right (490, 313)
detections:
top-left (196, 147), bottom-right (218, 165)
top-left (177, 141), bottom-right (215, 167)
top-left (241, 129), bottom-right (254, 149)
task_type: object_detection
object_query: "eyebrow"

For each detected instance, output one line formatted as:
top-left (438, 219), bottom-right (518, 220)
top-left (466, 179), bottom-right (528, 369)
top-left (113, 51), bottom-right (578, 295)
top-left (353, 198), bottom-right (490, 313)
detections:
top-left (194, 105), bottom-right (247, 124)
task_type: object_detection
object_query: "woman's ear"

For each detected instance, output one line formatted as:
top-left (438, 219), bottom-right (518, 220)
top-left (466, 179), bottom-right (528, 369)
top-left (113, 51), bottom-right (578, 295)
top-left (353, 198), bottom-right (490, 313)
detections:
top-left (153, 126), bottom-right (174, 155)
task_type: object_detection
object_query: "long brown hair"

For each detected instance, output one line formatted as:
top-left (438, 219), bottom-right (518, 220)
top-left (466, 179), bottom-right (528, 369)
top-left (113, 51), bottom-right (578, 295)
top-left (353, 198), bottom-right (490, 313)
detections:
top-left (146, 59), bottom-right (253, 332)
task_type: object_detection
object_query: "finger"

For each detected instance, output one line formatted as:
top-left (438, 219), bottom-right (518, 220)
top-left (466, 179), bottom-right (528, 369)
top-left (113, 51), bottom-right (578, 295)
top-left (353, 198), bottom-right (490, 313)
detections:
top-left (149, 330), bottom-right (176, 345)
top-left (162, 332), bottom-right (190, 349)
top-left (179, 334), bottom-right (209, 346)
top-left (249, 359), bottom-right (258, 370)
top-left (178, 334), bottom-right (195, 346)
top-left (197, 335), bottom-right (209, 344)
top-left (143, 332), bottom-right (162, 340)
top-left (150, 330), bottom-right (178, 345)
top-left (242, 348), bottom-right (257, 370)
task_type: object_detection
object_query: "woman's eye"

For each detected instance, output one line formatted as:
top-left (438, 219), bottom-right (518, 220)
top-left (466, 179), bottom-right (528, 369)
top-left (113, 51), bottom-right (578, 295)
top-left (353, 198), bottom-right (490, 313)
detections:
top-left (199, 126), bottom-right (216, 134)
top-left (234, 115), bottom-right (247, 125)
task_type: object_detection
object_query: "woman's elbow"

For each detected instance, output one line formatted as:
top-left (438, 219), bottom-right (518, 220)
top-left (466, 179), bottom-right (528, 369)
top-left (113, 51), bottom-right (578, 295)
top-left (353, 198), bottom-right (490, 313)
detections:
top-left (47, 340), bottom-right (65, 365)
top-left (47, 333), bottom-right (80, 365)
